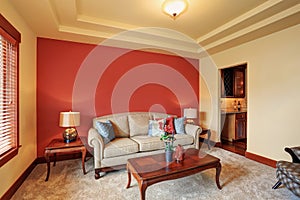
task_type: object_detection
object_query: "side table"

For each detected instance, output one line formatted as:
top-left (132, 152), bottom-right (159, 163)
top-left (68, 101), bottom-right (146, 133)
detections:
top-left (200, 128), bottom-right (211, 150)
top-left (44, 138), bottom-right (87, 181)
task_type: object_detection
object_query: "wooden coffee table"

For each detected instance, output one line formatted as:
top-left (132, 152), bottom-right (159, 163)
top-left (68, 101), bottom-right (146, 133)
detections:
top-left (126, 148), bottom-right (221, 200)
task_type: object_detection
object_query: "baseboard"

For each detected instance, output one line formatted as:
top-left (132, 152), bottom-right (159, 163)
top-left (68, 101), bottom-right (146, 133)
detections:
top-left (245, 151), bottom-right (276, 168)
top-left (214, 142), bottom-right (222, 148)
top-left (215, 142), bottom-right (276, 168)
top-left (1, 159), bottom-right (37, 200)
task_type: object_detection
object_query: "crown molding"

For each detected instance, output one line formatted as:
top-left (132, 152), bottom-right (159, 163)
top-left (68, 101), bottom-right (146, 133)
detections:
top-left (23, 0), bottom-right (300, 57)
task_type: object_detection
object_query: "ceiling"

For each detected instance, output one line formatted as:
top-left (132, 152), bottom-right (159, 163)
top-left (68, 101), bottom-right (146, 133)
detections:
top-left (10, 0), bottom-right (300, 57)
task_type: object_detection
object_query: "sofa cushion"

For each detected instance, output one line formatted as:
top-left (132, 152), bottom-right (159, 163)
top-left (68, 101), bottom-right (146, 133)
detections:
top-left (94, 114), bottom-right (129, 138)
top-left (152, 113), bottom-right (169, 119)
top-left (95, 121), bottom-right (115, 144)
top-left (174, 134), bottom-right (194, 146)
top-left (104, 138), bottom-right (139, 158)
top-left (148, 119), bottom-right (165, 137)
top-left (174, 117), bottom-right (186, 134)
top-left (128, 113), bottom-right (151, 137)
top-left (131, 136), bottom-right (165, 152)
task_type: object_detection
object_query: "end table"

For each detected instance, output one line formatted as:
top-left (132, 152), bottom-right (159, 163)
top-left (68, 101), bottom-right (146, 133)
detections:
top-left (44, 138), bottom-right (87, 181)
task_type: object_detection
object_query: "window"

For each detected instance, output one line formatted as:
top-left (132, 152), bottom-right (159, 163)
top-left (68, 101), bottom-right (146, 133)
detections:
top-left (0, 14), bottom-right (21, 167)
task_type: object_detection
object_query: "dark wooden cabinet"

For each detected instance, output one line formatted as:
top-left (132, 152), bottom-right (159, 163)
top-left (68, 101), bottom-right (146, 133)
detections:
top-left (221, 65), bottom-right (246, 98)
top-left (221, 68), bottom-right (234, 97)
top-left (235, 113), bottom-right (247, 140)
top-left (234, 68), bottom-right (245, 98)
top-left (221, 112), bottom-right (247, 141)
top-left (221, 114), bottom-right (234, 141)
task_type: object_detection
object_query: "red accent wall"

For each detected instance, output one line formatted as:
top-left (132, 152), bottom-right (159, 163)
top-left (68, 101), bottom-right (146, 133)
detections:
top-left (37, 38), bottom-right (199, 157)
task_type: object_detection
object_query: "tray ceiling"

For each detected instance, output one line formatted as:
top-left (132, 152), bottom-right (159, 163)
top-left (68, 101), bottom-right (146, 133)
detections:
top-left (10, 0), bottom-right (300, 57)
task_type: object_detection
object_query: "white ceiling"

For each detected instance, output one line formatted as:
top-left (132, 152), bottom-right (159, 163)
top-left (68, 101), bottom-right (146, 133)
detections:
top-left (10, 0), bottom-right (300, 56)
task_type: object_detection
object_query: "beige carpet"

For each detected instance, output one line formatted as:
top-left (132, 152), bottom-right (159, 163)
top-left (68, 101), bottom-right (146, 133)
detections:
top-left (11, 147), bottom-right (299, 200)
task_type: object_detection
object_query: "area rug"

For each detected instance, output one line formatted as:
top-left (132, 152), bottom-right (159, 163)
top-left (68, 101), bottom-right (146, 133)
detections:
top-left (11, 147), bottom-right (299, 200)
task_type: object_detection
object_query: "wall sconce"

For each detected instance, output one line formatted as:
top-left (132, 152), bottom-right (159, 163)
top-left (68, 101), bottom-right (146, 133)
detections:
top-left (59, 111), bottom-right (80, 143)
top-left (162, 0), bottom-right (189, 19)
top-left (184, 108), bottom-right (197, 124)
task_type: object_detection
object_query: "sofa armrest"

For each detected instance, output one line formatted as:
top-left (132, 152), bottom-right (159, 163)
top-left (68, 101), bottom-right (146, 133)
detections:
top-left (185, 124), bottom-right (202, 149)
top-left (88, 128), bottom-right (105, 169)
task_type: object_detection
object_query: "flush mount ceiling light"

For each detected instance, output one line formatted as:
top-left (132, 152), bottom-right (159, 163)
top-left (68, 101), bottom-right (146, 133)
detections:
top-left (162, 0), bottom-right (189, 19)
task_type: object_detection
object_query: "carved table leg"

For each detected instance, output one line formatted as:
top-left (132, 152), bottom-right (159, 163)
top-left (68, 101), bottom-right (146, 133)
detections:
top-left (126, 165), bottom-right (131, 189)
top-left (81, 147), bottom-right (87, 174)
top-left (215, 162), bottom-right (222, 189)
top-left (53, 153), bottom-right (56, 166)
top-left (45, 151), bottom-right (50, 181)
top-left (138, 181), bottom-right (147, 200)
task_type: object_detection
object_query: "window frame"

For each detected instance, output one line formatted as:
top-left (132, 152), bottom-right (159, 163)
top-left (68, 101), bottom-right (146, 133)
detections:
top-left (0, 14), bottom-right (21, 167)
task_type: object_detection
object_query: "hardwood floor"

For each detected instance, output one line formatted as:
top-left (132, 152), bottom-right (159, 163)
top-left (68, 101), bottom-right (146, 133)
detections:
top-left (221, 139), bottom-right (246, 156)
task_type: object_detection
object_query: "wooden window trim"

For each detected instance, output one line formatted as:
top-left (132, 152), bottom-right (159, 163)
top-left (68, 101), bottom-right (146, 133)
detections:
top-left (0, 14), bottom-right (21, 42)
top-left (0, 14), bottom-right (20, 167)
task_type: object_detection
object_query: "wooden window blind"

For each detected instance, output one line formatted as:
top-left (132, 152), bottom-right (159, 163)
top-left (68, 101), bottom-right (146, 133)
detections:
top-left (0, 14), bottom-right (20, 167)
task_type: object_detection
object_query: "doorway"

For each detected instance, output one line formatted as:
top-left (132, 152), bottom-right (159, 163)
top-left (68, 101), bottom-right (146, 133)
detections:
top-left (219, 63), bottom-right (247, 156)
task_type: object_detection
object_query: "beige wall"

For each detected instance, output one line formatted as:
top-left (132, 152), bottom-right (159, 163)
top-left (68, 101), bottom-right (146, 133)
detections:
top-left (203, 24), bottom-right (300, 161)
top-left (0, 1), bottom-right (37, 197)
top-left (199, 56), bottom-right (219, 142)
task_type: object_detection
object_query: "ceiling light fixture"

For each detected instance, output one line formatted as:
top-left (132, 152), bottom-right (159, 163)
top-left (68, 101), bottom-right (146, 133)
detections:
top-left (162, 0), bottom-right (189, 20)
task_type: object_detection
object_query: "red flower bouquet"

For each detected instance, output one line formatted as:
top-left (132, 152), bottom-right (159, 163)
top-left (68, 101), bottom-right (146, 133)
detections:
top-left (160, 124), bottom-right (176, 151)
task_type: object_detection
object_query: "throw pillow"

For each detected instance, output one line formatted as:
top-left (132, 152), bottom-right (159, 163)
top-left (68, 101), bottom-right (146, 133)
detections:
top-left (165, 117), bottom-right (175, 134)
top-left (148, 118), bottom-right (165, 137)
top-left (128, 114), bottom-right (150, 137)
top-left (95, 120), bottom-right (115, 144)
top-left (174, 117), bottom-right (186, 134)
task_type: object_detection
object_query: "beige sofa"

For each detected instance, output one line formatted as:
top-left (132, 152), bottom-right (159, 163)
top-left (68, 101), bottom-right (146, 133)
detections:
top-left (88, 112), bottom-right (202, 179)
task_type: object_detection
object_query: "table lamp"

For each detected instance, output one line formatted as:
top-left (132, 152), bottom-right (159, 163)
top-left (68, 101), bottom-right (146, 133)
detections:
top-left (183, 108), bottom-right (197, 124)
top-left (59, 111), bottom-right (80, 143)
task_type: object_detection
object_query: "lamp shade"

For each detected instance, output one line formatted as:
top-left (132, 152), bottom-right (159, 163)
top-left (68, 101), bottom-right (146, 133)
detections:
top-left (59, 111), bottom-right (80, 127)
top-left (162, 0), bottom-right (188, 19)
top-left (183, 108), bottom-right (197, 119)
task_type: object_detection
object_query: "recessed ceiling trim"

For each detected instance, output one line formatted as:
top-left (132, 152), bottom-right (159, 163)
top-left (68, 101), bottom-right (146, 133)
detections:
top-left (48, 0), bottom-right (61, 28)
top-left (203, 3), bottom-right (300, 51)
top-left (207, 12), bottom-right (300, 55)
top-left (59, 25), bottom-right (201, 58)
top-left (76, 13), bottom-right (199, 46)
top-left (59, 24), bottom-right (200, 51)
top-left (77, 14), bottom-right (138, 31)
top-left (196, 0), bottom-right (282, 43)
top-left (59, 25), bottom-right (114, 39)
